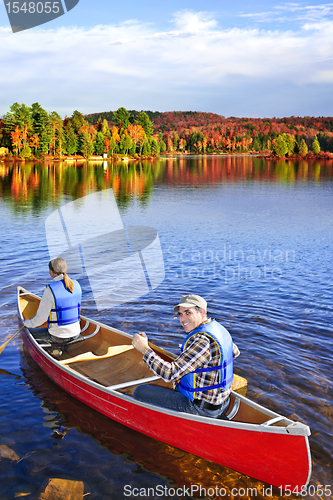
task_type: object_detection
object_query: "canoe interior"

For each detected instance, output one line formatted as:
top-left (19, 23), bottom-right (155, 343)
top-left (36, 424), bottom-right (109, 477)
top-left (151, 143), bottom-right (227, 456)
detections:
top-left (18, 290), bottom-right (288, 427)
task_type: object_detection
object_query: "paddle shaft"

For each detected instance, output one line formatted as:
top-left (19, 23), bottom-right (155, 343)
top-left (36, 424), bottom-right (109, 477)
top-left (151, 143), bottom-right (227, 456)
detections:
top-left (60, 345), bottom-right (134, 365)
top-left (0, 324), bottom-right (25, 354)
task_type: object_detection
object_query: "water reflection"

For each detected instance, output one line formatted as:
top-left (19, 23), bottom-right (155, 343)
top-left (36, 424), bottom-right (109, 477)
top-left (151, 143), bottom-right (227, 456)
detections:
top-left (1, 155), bottom-right (332, 499)
top-left (0, 157), bottom-right (332, 214)
top-left (0, 160), bottom-right (159, 213)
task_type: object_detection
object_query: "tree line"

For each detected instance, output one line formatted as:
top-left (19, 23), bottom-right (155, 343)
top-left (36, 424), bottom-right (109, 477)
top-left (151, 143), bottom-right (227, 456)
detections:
top-left (1, 104), bottom-right (332, 159)
top-left (88, 110), bottom-right (333, 156)
top-left (0, 104), bottom-right (160, 159)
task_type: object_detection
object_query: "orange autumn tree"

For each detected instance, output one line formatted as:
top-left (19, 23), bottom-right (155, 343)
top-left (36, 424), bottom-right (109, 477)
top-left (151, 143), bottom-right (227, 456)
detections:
top-left (111, 126), bottom-right (120, 144)
top-left (126, 123), bottom-right (145, 153)
top-left (29, 134), bottom-right (40, 155)
top-left (104, 136), bottom-right (110, 153)
top-left (11, 127), bottom-right (23, 155)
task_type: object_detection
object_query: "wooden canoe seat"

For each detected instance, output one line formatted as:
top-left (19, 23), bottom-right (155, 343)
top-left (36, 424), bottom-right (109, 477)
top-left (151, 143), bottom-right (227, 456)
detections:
top-left (218, 395), bottom-right (240, 421)
top-left (33, 321), bottom-right (100, 352)
top-left (36, 334), bottom-right (86, 350)
top-left (80, 320), bottom-right (100, 339)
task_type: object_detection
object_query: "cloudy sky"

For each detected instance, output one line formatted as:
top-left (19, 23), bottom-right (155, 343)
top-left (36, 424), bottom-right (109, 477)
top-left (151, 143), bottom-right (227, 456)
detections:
top-left (1, 1), bottom-right (333, 118)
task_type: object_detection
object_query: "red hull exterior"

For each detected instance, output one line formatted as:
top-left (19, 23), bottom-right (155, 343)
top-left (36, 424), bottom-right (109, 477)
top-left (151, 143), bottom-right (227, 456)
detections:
top-left (21, 327), bottom-right (311, 490)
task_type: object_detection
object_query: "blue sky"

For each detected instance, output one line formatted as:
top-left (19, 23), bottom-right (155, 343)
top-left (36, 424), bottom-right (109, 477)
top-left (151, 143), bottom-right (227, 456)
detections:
top-left (1, 1), bottom-right (333, 118)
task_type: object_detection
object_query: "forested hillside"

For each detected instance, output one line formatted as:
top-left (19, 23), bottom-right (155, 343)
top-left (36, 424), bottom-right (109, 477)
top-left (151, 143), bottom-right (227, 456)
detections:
top-left (1, 102), bottom-right (333, 160)
top-left (87, 110), bottom-right (333, 155)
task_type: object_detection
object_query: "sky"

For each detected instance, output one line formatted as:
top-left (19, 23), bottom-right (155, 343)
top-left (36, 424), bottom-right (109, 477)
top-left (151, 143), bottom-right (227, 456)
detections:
top-left (1, 1), bottom-right (333, 118)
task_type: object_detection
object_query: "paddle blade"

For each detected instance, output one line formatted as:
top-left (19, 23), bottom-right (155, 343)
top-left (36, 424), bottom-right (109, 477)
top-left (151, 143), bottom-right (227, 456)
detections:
top-left (0, 325), bottom-right (24, 355)
top-left (232, 373), bottom-right (248, 395)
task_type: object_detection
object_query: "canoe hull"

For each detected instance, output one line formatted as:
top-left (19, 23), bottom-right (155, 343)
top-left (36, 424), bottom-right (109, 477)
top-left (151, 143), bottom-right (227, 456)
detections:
top-left (20, 325), bottom-right (311, 490)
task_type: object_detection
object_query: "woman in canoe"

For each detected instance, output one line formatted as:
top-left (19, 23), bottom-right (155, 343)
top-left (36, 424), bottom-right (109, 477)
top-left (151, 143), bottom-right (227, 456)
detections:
top-left (24, 257), bottom-right (82, 344)
top-left (132, 294), bottom-right (240, 419)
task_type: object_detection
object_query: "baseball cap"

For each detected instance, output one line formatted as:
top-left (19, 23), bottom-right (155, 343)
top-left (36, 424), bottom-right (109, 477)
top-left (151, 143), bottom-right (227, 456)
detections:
top-left (173, 294), bottom-right (207, 312)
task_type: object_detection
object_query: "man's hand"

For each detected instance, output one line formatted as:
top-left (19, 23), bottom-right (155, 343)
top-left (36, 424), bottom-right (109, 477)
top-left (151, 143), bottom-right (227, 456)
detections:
top-left (132, 332), bottom-right (150, 355)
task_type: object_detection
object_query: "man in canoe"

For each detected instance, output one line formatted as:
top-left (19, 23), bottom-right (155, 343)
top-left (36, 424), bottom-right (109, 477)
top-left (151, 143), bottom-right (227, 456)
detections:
top-left (132, 294), bottom-right (239, 418)
top-left (24, 257), bottom-right (82, 344)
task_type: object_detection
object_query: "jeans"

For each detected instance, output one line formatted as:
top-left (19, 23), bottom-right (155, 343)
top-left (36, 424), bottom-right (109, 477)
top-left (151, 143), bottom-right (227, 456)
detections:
top-left (133, 384), bottom-right (230, 418)
top-left (27, 327), bottom-right (79, 344)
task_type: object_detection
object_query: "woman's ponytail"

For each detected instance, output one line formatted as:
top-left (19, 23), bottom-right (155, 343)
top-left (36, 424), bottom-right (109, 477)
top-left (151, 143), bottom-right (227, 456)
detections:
top-left (63, 272), bottom-right (74, 293)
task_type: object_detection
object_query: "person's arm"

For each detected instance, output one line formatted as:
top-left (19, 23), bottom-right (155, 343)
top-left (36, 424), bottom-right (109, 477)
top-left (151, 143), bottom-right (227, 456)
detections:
top-left (24, 287), bottom-right (54, 328)
top-left (132, 333), bottom-right (211, 383)
top-left (132, 332), bottom-right (150, 355)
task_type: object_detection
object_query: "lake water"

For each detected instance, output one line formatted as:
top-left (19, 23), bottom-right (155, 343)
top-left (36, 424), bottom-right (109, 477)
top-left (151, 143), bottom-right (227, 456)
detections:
top-left (0, 156), bottom-right (332, 500)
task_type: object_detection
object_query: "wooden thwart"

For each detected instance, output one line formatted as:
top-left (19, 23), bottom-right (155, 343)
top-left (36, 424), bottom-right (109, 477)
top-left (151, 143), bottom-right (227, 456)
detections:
top-left (60, 345), bottom-right (134, 365)
top-left (107, 375), bottom-right (160, 391)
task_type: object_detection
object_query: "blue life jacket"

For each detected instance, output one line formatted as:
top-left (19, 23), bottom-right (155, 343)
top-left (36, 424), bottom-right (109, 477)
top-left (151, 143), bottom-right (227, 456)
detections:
top-left (178, 320), bottom-right (234, 401)
top-left (47, 279), bottom-right (82, 327)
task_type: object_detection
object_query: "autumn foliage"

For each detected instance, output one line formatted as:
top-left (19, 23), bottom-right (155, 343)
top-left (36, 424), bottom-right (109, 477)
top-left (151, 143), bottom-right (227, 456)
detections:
top-left (86, 110), bottom-right (333, 156)
top-left (2, 103), bottom-right (333, 159)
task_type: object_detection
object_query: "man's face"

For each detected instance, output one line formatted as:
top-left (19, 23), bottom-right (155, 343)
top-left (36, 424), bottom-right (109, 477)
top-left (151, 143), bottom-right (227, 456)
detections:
top-left (178, 306), bottom-right (206, 333)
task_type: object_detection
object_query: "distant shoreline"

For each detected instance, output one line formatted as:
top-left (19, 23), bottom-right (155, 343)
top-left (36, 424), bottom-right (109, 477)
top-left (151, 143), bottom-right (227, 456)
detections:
top-left (1, 151), bottom-right (333, 163)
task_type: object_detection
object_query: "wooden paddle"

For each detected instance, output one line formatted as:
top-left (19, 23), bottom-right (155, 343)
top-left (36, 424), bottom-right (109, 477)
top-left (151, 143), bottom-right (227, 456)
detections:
top-left (59, 345), bottom-right (134, 365)
top-left (0, 325), bottom-right (25, 355)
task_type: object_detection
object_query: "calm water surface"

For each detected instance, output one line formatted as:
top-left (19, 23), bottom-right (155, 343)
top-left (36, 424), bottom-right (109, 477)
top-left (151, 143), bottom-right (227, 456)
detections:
top-left (0, 156), bottom-right (332, 500)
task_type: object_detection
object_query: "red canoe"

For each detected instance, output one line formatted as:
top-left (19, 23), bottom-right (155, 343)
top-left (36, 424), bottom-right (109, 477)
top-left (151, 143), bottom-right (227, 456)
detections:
top-left (17, 286), bottom-right (312, 490)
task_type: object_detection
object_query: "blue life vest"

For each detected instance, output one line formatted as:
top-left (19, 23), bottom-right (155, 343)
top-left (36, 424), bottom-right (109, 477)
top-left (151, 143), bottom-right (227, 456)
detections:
top-left (47, 279), bottom-right (82, 327)
top-left (178, 320), bottom-right (234, 401)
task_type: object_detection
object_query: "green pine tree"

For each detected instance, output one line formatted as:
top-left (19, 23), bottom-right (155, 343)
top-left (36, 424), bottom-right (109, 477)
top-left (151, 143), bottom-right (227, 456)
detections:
top-left (109, 137), bottom-right (117, 155)
top-left (135, 111), bottom-right (154, 138)
top-left (252, 136), bottom-right (261, 151)
top-left (3, 102), bottom-right (33, 152)
top-left (273, 134), bottom-right (288, 156)
top-left (102, 119), bottom-right (109, 135)
top-left (283, 133), bottom-right (296, 155)
top-left (299, 139), bottom-right (308, 156)
top-left (94, 132), bottom-right (105, 155)
top-left (63, 122), bottom-right (77, 155)
top-left (71, 110), bottom-right (88, 134)
top-left (159, 140), bottom-right (166, 153)
top-left (123, 135), bottom-right (133, 155)
top-left (113, 107), bottom-right (131, 131)
top-left (79, 133), bottom-right (94, 159)
top-left (142, 140), bottom-right (151, 156)
top-left (49, 112), bottom-right (63, 156)
top-left (312, 136), bottom-right (320, 154)
top-left (151, 139), bottom-right (160, 156)
top-left (31, 102), bottom-right (52, 155)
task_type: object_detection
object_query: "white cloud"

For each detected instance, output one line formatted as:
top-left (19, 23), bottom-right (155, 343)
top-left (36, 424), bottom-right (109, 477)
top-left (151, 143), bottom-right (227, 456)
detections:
top-left (172, 10), bottom-right (218, 32)
top-left (0, 10), bottom-right (333, 116)
top-left (240, 2), bottom-right (333, 24)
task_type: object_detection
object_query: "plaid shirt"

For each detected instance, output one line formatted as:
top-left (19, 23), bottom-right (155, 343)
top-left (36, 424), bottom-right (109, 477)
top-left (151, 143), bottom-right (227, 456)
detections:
top-left (143, 320), bottom-right (239, 405)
